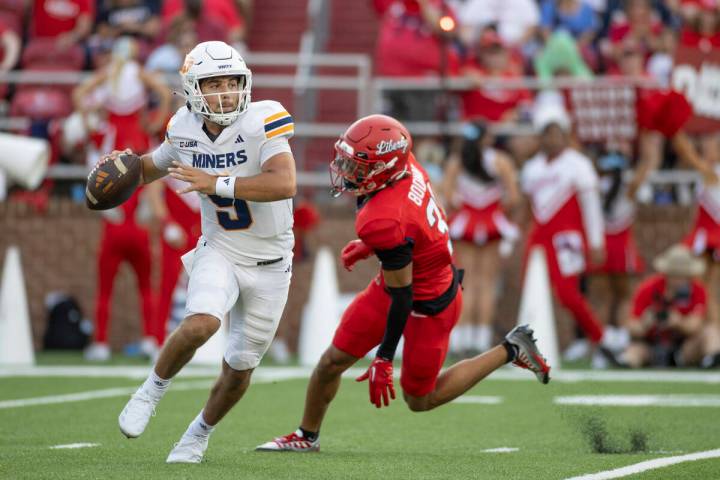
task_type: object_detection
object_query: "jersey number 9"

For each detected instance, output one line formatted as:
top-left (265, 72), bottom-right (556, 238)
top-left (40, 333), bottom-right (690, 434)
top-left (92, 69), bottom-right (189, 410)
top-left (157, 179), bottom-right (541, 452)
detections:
top-left (209, 194), bottom-right (253, 230)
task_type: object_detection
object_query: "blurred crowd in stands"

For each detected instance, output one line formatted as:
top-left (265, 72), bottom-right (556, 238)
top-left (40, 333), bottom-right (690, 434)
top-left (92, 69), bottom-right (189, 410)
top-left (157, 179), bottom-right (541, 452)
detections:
top-left (374, 0), bottom-right (717, 118)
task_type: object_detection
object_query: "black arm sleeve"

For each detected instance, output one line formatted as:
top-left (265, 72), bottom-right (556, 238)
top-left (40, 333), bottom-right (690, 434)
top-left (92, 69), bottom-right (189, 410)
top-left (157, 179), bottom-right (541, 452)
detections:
top-left (374, 240), bottom-right (414, 271)
top-left (376, 285), bottom-right (413, 361)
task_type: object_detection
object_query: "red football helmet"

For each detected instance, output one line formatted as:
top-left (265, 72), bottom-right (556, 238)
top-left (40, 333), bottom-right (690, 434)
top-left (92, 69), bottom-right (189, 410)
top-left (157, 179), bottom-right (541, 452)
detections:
top-left (330, 114), bottom-right (413, 196)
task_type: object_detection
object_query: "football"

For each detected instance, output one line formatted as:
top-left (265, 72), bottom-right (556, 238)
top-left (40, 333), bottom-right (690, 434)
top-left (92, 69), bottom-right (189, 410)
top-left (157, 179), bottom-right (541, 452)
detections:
top-left (85, 153), bottom-right (142, 210)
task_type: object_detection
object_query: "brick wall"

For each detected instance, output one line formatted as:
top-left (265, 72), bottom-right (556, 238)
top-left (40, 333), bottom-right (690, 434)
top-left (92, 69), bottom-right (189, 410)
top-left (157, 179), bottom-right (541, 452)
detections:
top-left (0, 198), bottom-right (698, 353)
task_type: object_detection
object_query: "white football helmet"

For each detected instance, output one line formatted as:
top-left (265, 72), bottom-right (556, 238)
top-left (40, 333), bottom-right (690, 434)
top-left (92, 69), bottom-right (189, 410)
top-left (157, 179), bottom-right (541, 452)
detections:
top-left (180, 41), bottom-right (252, 126)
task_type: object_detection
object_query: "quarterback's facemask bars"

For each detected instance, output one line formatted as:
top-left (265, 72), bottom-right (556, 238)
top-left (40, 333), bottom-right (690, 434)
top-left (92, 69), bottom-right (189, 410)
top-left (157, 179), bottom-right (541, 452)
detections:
top-left (186, 73), bottom-right (251, 127)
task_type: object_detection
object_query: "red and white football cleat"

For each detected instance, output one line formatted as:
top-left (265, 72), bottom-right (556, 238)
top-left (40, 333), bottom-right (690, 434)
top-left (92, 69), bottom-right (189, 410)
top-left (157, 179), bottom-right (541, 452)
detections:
top-left (255, 431), bottom-right (320, 452)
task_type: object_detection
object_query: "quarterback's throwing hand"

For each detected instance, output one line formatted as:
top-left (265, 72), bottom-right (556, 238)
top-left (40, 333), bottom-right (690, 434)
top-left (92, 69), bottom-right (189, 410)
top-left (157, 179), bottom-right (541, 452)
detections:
top-left (341, 239), bottom-right (373, 271)
top-left (356, 357), bottom-right (395, 408)
top-left (168, 161), bottom-right (217, 195)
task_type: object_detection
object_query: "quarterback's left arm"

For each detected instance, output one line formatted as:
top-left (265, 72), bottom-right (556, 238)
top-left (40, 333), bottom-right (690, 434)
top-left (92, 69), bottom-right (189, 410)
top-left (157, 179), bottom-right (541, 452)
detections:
top-left (168, 151), bottom-right (296, 201)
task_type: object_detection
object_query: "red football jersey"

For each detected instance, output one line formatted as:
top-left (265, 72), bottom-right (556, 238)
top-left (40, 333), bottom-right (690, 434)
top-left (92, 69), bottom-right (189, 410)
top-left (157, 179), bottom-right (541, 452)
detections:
top-left (355, 154), bottom-right (454, 300)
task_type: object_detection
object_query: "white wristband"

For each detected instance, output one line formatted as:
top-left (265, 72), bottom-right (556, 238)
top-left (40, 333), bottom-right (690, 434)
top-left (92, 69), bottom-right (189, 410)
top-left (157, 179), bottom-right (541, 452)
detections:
top-left (215, 176), bottom-right (236, 198)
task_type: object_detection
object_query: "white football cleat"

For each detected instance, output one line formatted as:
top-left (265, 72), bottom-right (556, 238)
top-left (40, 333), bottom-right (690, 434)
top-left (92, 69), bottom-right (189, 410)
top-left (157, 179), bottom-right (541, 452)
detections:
top-left (166, 434), bottom-right (209, 464)
top-left (84, 342), bottom-right (111, 362)
top-left (118, 389), bottom-right (157, 438)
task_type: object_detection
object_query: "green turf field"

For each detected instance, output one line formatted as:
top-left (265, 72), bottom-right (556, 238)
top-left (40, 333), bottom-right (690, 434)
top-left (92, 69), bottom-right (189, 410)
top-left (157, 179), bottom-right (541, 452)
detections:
top-left (1, 365), bottom-right (719, 480)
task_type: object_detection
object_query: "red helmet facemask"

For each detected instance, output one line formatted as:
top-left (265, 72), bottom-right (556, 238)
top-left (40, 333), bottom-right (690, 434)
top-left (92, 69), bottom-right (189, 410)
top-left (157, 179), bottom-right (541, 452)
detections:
top-left (330, 114), bottom-right (413, 197)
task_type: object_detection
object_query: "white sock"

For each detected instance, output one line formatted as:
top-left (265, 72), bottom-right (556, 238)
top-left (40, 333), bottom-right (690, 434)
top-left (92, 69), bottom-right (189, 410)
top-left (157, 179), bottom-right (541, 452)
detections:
top-left (187, 410), bottom-right (215, 438)
top-left (474, 325), bottom-right (493, 352)
top-left (141, 371), bottom-right (171, 402)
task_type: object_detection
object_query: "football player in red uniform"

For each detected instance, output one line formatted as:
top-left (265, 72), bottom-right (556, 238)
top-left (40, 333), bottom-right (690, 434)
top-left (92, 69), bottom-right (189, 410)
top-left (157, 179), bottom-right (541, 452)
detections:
top-left (256, 114), bottom-right (550, 453)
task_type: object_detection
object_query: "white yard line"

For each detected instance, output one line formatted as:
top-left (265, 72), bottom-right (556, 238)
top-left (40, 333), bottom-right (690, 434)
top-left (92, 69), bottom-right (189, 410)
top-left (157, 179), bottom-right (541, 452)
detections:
top-left (564, 448), bottom-right (720, 480)
top-left (480, 447), bottom-right (519, 453)
top-left (0, 369), bottom-right (344, 410)
top-left (554, 394), bottom-right (720, 407)
top-left (453, 396), bottom-right (504, 405)
top-left (0, 380), bottom-right (213, 409)
top-left (1, 365), bottom-right (719, 383)
top-left (49, 443), bottom-right (100, 450)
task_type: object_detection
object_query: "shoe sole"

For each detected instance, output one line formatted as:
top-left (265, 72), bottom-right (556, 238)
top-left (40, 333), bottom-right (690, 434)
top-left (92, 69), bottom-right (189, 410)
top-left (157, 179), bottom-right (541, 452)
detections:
top-left (119, 424), bottom-right (140, 439)
top-left (255, 446), bottom-right (319, 453)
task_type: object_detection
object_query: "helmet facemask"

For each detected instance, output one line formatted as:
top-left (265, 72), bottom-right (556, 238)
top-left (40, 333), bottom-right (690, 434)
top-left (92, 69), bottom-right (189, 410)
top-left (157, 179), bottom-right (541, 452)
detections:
top-left (330, 140), bottom-right (403, 197)
top-left (184, 72), bottom-right (252, 127)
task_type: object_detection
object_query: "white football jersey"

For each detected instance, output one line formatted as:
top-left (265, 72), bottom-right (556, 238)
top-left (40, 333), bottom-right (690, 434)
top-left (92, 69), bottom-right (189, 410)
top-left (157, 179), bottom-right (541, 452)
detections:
top-left (152, 100), bottom-right (295, 266)
top-left (521, 148), bottom-right (598, 225)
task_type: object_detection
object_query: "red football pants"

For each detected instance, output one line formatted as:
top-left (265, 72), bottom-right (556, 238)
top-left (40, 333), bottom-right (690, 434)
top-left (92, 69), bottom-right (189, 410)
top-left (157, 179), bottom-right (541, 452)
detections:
top-left (333, 277), bottom-right (462, 397)
top-left (526, 239), bottom-right (604, 343)
top-left (94, 220), bottom-right (155, 343)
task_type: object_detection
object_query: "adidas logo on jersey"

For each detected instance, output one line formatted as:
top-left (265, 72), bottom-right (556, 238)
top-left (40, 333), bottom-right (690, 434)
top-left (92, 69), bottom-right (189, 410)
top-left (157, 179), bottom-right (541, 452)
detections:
top-left (235, 134), bottom-right (244, 144)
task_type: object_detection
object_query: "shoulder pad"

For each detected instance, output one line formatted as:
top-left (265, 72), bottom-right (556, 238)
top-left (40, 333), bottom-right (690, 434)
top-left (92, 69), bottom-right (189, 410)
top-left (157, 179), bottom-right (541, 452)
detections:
top-left (164, 107), bottom-right (194, 141)
top-left (240, 100), bottom-right (294, 140)
top-left (358, 218), bottom-right (405, 251)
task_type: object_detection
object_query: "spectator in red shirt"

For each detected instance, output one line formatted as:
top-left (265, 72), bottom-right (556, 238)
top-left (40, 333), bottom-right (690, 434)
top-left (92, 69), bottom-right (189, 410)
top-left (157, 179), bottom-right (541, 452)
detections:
top-left (163, 0), bottom-right (231, 45)
top-left (679, 0), bottom-right (720, 51)
top-left (454, 29), bottom-right (532, 123)
top-left (162, 0), bottom-right (246, 46)
top-left (619, 244), bottom-right (720, 368)
top-left (31, 0), bottom-right (93, 48)
top-left (374, 0), bottom-right (458, 120)
top-left (604, 0), bottom-right (665, 68)
top-left (374, 0), bottom-right (456, 77)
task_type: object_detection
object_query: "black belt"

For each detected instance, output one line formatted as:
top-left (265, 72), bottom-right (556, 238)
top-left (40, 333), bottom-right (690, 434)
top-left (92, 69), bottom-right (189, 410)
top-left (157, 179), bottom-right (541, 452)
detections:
top-left (257, 257), bottom-right (283, 266)
top-left (411, 265), bottom-right (464, 316)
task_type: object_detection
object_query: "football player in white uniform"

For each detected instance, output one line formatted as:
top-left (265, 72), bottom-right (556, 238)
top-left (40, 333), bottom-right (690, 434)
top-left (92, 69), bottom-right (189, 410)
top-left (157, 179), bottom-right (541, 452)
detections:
top-left (107, 41), bottom-right (296, 463)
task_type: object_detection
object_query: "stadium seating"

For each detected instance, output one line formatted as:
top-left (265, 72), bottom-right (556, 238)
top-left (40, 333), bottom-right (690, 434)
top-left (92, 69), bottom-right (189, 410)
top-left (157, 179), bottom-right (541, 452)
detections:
top-left (0, 0), bottom-right (24, 16)
top-left (21, 38), bottom-right (85, 71)
top-left (247, 0), bottom-right (307, 51)
top-left (10, 88), bottom-right (73, 121)
top-left (0, 9), bottom-right (21, 35)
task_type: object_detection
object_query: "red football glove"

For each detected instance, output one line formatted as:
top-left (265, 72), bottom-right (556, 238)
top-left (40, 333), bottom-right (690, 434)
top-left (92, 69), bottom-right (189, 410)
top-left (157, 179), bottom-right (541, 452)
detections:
top-left (340, 239), bottom-right (373, 271)
top-left (356, 357), bottom-right (396, 408)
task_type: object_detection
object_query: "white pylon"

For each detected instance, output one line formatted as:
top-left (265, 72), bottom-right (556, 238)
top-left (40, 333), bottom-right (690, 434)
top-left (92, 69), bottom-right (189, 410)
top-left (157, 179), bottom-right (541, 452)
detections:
top-left (0, 246), bottom-right (35, 365)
